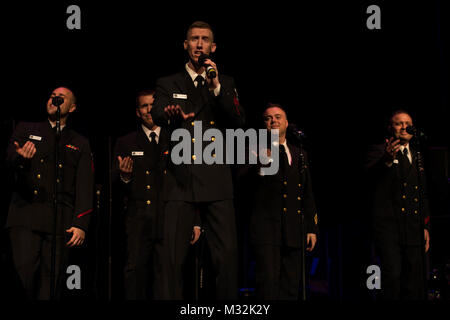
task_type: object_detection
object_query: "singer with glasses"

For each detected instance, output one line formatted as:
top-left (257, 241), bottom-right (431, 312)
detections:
top-left (5, 87), bottom-right (94, 299)
top-left (150, 21), bottom-right (245, 299)
top-left (365, 110), bottom-right (431, 300)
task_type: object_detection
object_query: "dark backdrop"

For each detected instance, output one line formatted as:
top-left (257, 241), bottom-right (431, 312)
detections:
top-left (1, 0), bottom-right (449, 301)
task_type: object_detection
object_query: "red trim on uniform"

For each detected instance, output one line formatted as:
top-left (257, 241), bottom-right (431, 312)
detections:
top-left (424, 216), bottom-right (430, 225)
top-left (77, 209), bottom-right (92, 218)
top-left (91, 160), bottom-right (95, 173)
top-left (233, 96), bottom-right (240, 115)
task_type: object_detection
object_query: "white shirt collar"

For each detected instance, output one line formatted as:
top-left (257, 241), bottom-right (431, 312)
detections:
top-left (185, 63), bottom-right (206, 84)
top-left (399, 143), bottom-right (410, 152)
top-left (48, 119), bottom-right (66, 131)
top-left (399, 143), bottom-right (412, 162)
top-left (280, 139), bottom-right (292, 165)
top-left (141, 125), bottom-right (161, 143)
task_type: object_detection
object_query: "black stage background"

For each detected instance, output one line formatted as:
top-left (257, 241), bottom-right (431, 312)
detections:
top-left (0, 0), bottom-right (449, 306)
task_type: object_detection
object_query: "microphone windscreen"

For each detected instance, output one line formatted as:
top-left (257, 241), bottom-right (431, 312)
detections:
top-left (52, 96), bottom-right (64, 107)
top-left (406, 126), bottom-right (416, 135)
top-left (198, 53), bottom-right (209, 66)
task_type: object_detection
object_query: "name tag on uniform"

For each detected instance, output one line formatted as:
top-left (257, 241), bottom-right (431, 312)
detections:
top-left (29, 135), bottom-right (42, 141)
top-left (173, 93), bottom-right (187, 100)
top-left (132, 151), bottom-right (144, 156)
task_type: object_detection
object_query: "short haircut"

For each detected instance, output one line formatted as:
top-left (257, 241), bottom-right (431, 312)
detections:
top-left (186, 21), bottom-right (214, 41)
top-left (263, 102), bottom-right (288, 120)
top-left (389, 109), bottom-right (412, 125)
top-left (136, 89), bottom-right (155, 107)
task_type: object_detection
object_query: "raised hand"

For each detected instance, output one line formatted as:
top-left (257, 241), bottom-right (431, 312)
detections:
top-left (14, 141), bottom-right (36, 159)
top-left (384, 137), bottom-right (401, 161)
top-left (118, 155), bottom-right (133, 181)
top-left (164, 104), bottom-right (195, 121)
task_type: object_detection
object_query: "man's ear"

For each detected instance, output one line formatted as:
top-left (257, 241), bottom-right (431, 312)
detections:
top-left (183, 40), bottom-right (188, 51)
top-left (210, 42), bottom-right (217, 53)
top-left (136, 108), bottom-right (141, 118)
top-left (69, 104), bottom-right (77, 113)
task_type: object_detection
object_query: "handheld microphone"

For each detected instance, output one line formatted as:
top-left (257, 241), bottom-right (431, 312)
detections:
top-left (405, 125), bottom-right (417, 135)
top-left (198, 53), bottom-right (217, 79)
top-left (52, 96), bottom-right (64, 107)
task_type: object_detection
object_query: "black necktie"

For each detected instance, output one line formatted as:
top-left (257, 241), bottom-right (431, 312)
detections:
top-left (195, 75), bottom-right (204, 89)
top-left (279, 144), bottom-right (289, 176)
top-left (149, 132), bottom-right (157, 146)
top-left (398, 147), bottom-right (410, 177)
top-left (403, 148), bottom-right (410, 163)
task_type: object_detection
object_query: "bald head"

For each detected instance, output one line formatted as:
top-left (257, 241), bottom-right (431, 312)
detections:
top-left (46, 87), bottom-right (77, 123)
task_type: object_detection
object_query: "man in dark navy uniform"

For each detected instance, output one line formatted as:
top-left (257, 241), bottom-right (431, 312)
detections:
top-left (113, 89), bottom-right (200, 299)
top-left (151, 21), bottom-right (245, 299)
top-left (249, 103), bottom-right (318, 300)
top-left (5, 87), bottom-right (94, 299)
top-left (366, 110), bottom-right (431, 300)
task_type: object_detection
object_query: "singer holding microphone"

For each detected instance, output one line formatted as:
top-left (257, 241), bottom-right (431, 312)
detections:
top-left (150, 21), bottom-right (245, 299)
top-left (365, 110), bottom-right (431, 300)
top-left (5, 87), bottom-right (94, 299)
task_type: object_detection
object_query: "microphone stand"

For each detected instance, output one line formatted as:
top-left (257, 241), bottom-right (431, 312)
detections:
top-left (298, 137), bottom-right (307, 301)
top-left (289, 129), bottom-right (307, 301)
top-left (50, 106), bottom-right (62, 300)
top-left (197, 229), bottom-right (206, 300)
top-left (411, 132), bottom-right (428, 299)
top-left (194, 229), bottom-right (205, 301)
top-left (108, 136), bottom-right (113, 300)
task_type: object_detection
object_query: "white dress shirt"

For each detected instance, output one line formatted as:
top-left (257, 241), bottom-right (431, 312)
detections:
top-left (399, 143), bottom-right (412, 164)
top-left (120, 126), bottom-right (161, 184)
top-left (141, 125), bottom-right (161, 144)
top-left (386, 142), bottom-right (412, 167)
top-left (49, 120), bottom-right (66, 131)
top-left (185, 63), bottom-right (221, 97)
top-left (280, 139), bottom-right (292, 166)
top-left (258, 139), bottom-right (292, 176)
